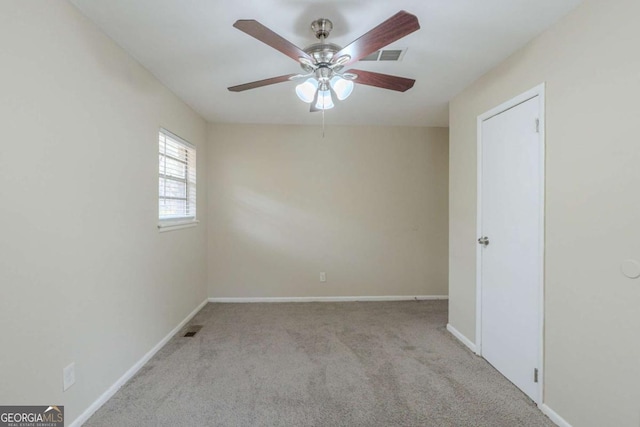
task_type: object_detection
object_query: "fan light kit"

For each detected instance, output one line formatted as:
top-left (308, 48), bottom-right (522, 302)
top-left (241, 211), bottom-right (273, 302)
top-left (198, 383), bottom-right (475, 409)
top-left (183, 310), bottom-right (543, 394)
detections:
top-left (228, 11), bottom-right (420, 114)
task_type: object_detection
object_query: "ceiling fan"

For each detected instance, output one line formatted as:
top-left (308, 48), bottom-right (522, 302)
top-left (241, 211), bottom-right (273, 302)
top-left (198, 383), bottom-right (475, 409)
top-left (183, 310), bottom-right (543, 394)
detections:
top-left (228, 11), bottom-right (420, 112)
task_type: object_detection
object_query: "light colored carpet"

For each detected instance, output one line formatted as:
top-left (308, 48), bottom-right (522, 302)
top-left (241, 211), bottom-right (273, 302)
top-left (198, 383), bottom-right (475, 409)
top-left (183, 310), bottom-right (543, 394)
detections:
top-left (85, 301), bottom-right (553, 426)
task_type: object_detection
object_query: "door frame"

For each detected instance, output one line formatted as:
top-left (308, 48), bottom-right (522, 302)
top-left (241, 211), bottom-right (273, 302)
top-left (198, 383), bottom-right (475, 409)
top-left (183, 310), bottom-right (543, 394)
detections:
top-left (475, 83), bottom-right (546, 405)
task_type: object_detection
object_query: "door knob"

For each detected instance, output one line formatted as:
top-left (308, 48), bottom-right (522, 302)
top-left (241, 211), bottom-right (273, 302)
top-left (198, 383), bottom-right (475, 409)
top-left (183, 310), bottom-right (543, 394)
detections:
top-left (478, 236), bottom-right (490, 247)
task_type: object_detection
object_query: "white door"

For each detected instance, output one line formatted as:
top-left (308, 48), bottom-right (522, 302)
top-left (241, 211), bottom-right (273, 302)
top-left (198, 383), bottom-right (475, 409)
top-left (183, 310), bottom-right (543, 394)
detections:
top-left (479, 95), bottom-right (543, 402)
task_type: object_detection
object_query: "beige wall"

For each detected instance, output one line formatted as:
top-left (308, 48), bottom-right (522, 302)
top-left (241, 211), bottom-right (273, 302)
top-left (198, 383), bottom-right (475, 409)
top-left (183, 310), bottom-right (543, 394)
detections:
top-left (207, 124), bottom-right (449, 298)
top-left (0, 2), bottom-right (207, 424)
top-left (449, 0), bottom-right (640, 425)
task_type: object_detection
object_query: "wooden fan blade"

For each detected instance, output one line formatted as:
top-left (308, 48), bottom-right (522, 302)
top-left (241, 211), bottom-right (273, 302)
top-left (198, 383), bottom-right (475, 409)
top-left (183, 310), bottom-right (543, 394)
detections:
top-left (233, 20), bottom-right (314, 63)
top-left (347, 69), bottom-right (415, 92)
top-left (228, 74), bottom-right (297, 92)
top-left (335, 11), bottom-right (420, 66)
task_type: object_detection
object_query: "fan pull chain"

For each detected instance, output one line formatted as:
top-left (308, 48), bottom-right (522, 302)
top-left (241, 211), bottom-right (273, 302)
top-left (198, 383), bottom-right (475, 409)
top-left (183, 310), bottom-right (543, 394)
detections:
top-left (322, 108), bottom-right (325, 138)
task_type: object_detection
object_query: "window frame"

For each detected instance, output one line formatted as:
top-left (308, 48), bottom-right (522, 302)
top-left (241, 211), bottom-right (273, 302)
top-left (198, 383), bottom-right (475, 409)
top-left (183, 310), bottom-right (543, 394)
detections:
top-left (158, 128), bottom-right (198, 232)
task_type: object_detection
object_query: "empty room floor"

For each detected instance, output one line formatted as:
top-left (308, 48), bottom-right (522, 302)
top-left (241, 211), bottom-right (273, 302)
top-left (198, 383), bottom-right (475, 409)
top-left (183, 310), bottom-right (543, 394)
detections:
top-left (85, 301), bottom-right (553, 426)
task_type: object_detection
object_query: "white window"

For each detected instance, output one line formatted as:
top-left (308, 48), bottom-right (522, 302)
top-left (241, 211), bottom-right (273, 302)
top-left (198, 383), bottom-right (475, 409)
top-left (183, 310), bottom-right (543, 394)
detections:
top-left (158, 128), bottom-right (197, 230)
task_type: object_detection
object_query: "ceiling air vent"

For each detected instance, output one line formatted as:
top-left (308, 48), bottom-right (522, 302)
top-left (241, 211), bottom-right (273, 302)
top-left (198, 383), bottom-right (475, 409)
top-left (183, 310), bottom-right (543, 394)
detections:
top-left (183, 325), bottom-right (202, 337)
top-left (359, 48), bottom-right (407, 62)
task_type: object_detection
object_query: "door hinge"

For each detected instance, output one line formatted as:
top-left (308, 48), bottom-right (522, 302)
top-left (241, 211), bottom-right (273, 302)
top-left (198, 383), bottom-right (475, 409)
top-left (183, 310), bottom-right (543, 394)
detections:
top-left (535, 118), bottom-right (540, 133)
top-left (534, 368), bottom-right (539, 383)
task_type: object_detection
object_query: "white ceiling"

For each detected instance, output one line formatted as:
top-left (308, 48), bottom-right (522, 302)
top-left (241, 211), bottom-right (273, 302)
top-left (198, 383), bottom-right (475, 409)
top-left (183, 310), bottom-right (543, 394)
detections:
top-left (69, 0), bottom-right (581, 127)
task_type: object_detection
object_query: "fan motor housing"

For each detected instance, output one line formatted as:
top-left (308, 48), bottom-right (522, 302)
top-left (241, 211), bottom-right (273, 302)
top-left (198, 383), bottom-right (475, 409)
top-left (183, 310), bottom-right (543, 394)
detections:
top-left (301, 42), bottom-right (342, 72)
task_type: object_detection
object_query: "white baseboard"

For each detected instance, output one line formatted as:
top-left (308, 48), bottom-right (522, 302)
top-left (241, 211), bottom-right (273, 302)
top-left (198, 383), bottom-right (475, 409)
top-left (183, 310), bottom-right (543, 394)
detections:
top-left (444, 325), bottom-right (570, 427)
top-left (69, 298), bottom-right (208, 427)
top-left (540, 404), bottom-right (572, 427)
top-left (446, 323), bottom-right (477, 353)
top-left (208, 295), bottom-right (448, 303)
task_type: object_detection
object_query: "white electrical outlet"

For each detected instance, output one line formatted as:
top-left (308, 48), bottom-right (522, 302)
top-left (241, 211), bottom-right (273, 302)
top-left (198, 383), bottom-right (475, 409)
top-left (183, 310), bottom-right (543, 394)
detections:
top-left (63, 362), bottom-right (75, 391)
top-left (320, 272), bottom-right (326, 282)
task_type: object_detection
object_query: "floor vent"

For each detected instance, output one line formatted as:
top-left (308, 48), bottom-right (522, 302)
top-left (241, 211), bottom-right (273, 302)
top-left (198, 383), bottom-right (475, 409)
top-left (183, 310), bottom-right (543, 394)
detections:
top-left (359, 48), bottom-right (407, 62)
top-left (183, 325), bottom-right (202, 337)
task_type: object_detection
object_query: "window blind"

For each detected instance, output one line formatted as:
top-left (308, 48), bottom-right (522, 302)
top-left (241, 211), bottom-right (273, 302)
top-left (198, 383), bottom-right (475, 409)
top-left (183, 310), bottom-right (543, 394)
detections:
top-left (159, 129), bottom-right (196, 221)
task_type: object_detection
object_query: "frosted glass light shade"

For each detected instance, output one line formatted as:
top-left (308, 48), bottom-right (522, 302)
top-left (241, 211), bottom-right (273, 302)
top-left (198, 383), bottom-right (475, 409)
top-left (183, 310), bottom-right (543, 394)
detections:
top-left (295, 78), bottom-right (318, 103)
top-left (315, 89), bottom-right (334, 110)
top-left (330, 76), bottom-right (354, 101)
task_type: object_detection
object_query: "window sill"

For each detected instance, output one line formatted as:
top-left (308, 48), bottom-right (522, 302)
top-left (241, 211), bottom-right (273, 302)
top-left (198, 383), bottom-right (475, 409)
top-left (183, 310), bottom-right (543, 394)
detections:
top-left (158, 219), bottom-right (199, 233)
